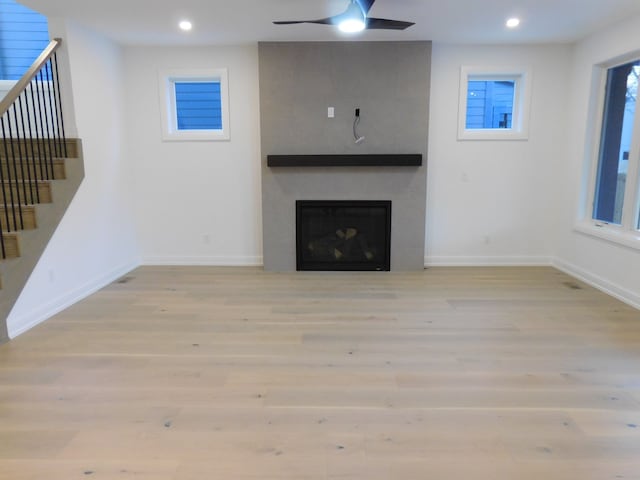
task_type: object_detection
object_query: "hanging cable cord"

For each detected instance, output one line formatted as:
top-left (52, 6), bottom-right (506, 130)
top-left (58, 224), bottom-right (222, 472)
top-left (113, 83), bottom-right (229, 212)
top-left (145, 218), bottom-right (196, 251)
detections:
top-left (353, 108), bottom-right (365, 144)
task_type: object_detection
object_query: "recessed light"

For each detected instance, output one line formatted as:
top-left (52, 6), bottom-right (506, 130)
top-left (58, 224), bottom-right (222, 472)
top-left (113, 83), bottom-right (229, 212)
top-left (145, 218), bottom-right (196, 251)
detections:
top-left (179, 20), bottom-right (193, 32)
top-left (506, 17), bottom-right (520, 29)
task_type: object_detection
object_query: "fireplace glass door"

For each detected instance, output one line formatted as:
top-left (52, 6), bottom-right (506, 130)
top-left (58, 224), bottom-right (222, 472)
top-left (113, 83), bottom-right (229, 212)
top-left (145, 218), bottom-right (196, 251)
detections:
top-left (296, 200), bottom-right (391, 271)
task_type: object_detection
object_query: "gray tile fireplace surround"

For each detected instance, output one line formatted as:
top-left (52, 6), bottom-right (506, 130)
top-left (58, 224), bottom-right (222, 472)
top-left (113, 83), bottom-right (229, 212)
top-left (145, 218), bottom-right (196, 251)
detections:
top-left (263, 162), bottom-right (426, 271)
top-left (259, 41), bottom-right (431, 271)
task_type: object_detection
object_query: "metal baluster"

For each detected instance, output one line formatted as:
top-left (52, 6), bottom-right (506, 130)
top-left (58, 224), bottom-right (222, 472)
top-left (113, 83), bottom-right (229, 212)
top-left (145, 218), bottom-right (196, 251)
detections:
top-left (23, 88), bottom-right (40, 204)
top-left (28, 80), bottom-right (45, 183)
top-left (45, 60), bottom-right (60, 160)
top-left (52, 52), bottom-right (67, 158)
top-left (44, 61), bottom-right (59, 162)
top-left (37, 69), bottom-right (53, 180)
top-left (10, 104), bottom-right (29, 215)
top-left (50, 54), bottom-right (64, 163)
top-left (17, 95), bottom-right (35, 205)
top-left (5, 108), bottom-right (23, 230)
top-left (0, 117), bottom-right (11, 258)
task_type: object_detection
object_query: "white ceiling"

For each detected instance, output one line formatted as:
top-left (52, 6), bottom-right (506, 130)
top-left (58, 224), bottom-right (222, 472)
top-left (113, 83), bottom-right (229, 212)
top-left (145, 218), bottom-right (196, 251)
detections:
top-left (21, 0), bottom-right (640, 46)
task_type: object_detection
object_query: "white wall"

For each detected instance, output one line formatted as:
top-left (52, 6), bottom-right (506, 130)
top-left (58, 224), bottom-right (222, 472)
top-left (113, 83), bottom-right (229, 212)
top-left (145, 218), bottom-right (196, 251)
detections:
top-left (7, 20), bottom-right (140, 337)
top-left (123, 43), bottom-right (574, 269)
top-left (426, 44), bottom-right (572, 265)
top-left (121, 43), bottom-right (580, 269)
top-left (0, 80), bottom-right (15, 101)
top-left (554, 14), bottom-right (640, 307)
top-left (123, 45), bottom-right (262, 266)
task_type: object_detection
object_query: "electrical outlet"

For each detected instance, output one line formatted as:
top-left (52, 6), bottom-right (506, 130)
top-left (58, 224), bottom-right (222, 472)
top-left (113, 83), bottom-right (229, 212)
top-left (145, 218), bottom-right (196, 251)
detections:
top-left (328, 107), bottom-right (335, 118)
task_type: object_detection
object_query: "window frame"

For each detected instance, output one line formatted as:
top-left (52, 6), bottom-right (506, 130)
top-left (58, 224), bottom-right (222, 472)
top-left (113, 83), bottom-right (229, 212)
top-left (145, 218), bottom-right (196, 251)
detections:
top-left (457, 66), bottom-right (532, 141)
top-left (578, 52), bottom-right (640, 249)
top-left (159, 68), bottom-right (230, 142)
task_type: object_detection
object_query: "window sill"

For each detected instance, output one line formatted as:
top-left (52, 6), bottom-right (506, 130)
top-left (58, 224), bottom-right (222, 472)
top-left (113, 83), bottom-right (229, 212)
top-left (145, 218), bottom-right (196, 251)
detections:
top-left (457, 129), bottom-right (528, 141)
top-left (161, 130), bottom-right (229, 142)
top-left (574, 221), bottom-right (640, 251)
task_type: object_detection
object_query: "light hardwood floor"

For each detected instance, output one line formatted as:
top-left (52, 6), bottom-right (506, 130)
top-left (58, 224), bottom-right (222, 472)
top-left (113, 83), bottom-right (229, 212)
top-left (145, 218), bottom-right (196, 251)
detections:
top-left (1, 266), bottom-right (640, 479)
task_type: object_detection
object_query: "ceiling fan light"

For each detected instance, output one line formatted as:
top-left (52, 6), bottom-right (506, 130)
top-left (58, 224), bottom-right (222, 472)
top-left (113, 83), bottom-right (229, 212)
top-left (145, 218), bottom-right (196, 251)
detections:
top-left (338, 18), bottom-right (366, 33)
top-left (179, 20), bottom-right (193, 31)
top-left (337, 0), bottom-right (366, 33)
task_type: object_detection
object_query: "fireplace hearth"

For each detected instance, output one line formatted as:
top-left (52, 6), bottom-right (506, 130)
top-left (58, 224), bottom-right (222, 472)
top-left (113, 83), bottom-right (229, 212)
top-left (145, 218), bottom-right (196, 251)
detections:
top-left (296, 200), bottom-right (391, 271)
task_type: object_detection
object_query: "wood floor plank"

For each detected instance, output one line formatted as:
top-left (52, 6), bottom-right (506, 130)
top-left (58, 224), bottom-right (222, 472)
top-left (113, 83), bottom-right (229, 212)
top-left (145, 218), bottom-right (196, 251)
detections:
top-left (0, 266), bottom-right (639, 479)
top-left (0, 460), bottom-right (179, 480)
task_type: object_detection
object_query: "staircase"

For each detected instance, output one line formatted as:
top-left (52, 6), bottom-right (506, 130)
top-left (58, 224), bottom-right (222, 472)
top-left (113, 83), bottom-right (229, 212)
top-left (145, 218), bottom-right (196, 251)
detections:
top-left (0, 39), bottom-right (84, 342)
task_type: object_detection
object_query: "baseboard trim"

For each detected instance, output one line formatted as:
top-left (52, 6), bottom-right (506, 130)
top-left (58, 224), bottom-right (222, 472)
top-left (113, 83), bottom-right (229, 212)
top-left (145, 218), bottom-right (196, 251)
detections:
top-left (8, 259), bottom-right (140, 339)
top-left (141, 256), bottom-right (264, 267)
top-left (552, 258), bottom-right (640, 310)
top-left (425, 255), bottom-right (553, 267)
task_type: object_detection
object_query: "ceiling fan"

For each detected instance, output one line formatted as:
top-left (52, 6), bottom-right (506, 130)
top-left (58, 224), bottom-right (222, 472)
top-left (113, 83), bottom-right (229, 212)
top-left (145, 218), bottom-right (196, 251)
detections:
top-left (273, 0), bottom-right (415, 33)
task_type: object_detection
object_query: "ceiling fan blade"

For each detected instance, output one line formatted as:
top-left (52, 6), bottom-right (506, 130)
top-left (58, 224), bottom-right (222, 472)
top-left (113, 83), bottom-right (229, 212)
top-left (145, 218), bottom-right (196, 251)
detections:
top-left (273, 17), bottom-right (334, 26)
top-left (273, 1), bottom-right (414, 31)
top-left (365, 17), bottom-right (415, 30)
top-left (356, 0), bottom-right (376, 14)
top-left (274, 0), bottom-right (364, 28)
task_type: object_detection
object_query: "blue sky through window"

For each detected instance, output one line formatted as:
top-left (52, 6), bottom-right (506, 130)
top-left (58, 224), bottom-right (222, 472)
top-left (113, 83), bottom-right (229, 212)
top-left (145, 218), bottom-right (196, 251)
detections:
top-left (174, 81), bottom-right (222, 131)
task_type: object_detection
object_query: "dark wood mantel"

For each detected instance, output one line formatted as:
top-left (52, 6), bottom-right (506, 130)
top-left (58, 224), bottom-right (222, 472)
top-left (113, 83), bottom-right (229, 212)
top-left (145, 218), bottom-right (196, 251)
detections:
top-left (267, 154), bottom-right (422, 167)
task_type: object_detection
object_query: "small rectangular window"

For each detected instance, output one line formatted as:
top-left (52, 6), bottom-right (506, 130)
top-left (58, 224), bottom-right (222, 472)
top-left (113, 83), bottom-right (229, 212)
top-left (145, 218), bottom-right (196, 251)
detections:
top-left (159, 69), bottom-right (229, 141)
top-left (466, 80), bottom-right (515, 129)
top-left (174, 82), bottom-right (222, 131)
top-left (458, 67), bottom-right (531, 140)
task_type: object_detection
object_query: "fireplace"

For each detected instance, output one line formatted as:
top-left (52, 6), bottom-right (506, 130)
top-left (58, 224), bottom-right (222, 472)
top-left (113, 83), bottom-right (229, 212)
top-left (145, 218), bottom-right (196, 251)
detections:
top-left (296, 200), bottom-right (391, 271)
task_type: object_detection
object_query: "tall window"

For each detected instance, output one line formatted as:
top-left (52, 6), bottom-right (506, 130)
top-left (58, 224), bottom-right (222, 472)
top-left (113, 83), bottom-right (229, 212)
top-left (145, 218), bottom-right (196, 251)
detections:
top-left (591, 58), bottom-right (640, 230)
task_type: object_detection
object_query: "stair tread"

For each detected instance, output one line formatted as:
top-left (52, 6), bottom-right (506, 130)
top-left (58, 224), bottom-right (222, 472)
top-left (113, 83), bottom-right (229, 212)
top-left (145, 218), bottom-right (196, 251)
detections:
top-left (0, 155), bottom-right (65, 163)
top-left (1, 180), bottom-right (51, 183)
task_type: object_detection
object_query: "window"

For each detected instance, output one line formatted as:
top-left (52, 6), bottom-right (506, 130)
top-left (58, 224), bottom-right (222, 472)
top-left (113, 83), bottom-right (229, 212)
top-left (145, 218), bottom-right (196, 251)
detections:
top-left (159, 69), bottom-right (229, 141)
top-left (592, 59), bottom-right (640, 228)
top-left (579, 54), bottom-right (640, 248)
top-left (458, 66), bottom-right (532, 140)
top-left (0, 0), bottom-right (49, 81)
top-left (175, 82), bottom-right (222, 130)
top-left (466, 80), bottom-right (515, 129)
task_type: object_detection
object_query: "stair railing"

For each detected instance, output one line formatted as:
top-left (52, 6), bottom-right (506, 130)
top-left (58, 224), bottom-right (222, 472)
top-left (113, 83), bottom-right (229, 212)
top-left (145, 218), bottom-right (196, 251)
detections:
top-left (0, 38), bottom-right (66, 259)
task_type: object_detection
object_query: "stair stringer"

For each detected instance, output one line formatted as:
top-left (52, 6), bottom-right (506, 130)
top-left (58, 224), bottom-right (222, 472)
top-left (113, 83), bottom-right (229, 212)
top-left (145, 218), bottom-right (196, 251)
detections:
top-left (0, 140), bottom-right (85, 342)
